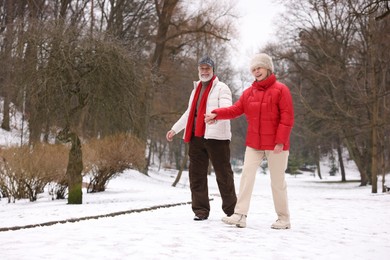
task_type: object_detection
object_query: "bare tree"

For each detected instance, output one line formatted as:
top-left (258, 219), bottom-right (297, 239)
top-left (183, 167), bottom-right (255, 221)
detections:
top-left (273, 0), bottom-right (390, 191)
top-left (0, 0), bottom-right (16, 131)
top-left (352, 0), bottom-right (390, 20)
top-left (1, 0), bottom-right (148, 203)
top-left (0, 0), bottom-right (241, 192)
top-left (144, 0), bottom-right (238, 174)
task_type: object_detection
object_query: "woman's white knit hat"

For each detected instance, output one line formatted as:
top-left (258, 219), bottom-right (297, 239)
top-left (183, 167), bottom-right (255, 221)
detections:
top-left (250, 53), bottom-right (274, 73)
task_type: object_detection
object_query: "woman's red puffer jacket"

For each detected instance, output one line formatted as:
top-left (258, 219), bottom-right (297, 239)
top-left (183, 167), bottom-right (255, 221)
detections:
top-left (212, 74), bottom-right (294, 150)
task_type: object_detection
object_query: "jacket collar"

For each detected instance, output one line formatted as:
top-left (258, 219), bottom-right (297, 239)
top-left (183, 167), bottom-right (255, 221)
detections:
top-left (252, 74), bottom-right (276, 90)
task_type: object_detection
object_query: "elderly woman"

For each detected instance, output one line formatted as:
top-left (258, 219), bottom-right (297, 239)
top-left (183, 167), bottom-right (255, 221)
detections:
top-left (205, 53), bottom-right (294, 229)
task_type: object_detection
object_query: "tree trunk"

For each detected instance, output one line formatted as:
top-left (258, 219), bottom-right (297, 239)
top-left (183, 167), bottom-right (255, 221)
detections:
top-left (66, 132), bottom-right (83, 204)
top-left (67, 135), bottom-right (83, 204)
top-left (315, 146), bottom-right (322, 179)
top-left (1, 0), bottom-right (14, 131)
top-left (57, 128), bottom-right (83, 204)
top-left (25, 0), bottom-right (44, 144)
top-left (370, 110), bottom-right (378, 193)
top-left (343, 135), bottom-right (368, 186)
top-left (172, 143), bottom-right (188, 187)
top-left (140, 0), bottom-right (180, 175)
top-left (337, 143), bottom-right (346, 182)
top-left (368, 15), bottom-right (378, 193)
top-left (152, 0), bottom-right (179, 69)
top-left (381, 141), bottom-right (386, 193)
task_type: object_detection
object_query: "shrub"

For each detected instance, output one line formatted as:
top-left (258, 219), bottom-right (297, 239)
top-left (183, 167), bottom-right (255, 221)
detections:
top-left (0, 144), bottom-right (68, 202)
top-left (83, 133), bottom-right (145, 192)
top-left (286, 155), bottom-right (303, 176)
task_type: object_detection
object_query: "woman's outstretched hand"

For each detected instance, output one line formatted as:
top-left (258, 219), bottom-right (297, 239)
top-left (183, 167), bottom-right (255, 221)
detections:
top-left (204, 113), bottom-right (217, 124)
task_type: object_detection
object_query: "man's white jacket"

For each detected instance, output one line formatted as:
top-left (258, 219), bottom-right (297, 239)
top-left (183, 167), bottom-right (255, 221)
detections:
top-left (171, 76), bottom-right (232, 141)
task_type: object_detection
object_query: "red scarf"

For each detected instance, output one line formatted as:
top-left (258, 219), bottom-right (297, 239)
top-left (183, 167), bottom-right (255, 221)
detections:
top-left (252, 74), bottom-right (276, 90)
top-left (184, 75), bottom-right (216, 142)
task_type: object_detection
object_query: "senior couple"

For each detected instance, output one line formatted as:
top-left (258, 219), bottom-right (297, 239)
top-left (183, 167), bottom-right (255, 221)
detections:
top-left (166, 53), bottom-right (294, 229)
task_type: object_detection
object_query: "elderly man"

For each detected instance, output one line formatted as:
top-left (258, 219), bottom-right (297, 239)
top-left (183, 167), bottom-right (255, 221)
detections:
top-left (166, 55), bottom-right (237, 221)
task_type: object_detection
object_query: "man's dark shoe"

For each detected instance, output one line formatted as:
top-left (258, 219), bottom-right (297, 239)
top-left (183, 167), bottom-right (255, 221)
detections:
top-left (193, 215), bottom-right (208, 221)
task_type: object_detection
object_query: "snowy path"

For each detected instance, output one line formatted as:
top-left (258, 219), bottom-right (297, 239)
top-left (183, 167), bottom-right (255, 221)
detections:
top-left (0, 170), bottom-right (389, 260)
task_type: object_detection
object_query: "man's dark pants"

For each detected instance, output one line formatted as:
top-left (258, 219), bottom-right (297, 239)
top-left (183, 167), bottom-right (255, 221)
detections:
top-left (188, 137), bottom-right (237, 218)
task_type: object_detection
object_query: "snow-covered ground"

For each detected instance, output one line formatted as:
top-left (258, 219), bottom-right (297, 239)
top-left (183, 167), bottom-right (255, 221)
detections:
top-left (0, 102), bottom-right (388, 259)
top-left (0, 166), bottom-right (389, 260)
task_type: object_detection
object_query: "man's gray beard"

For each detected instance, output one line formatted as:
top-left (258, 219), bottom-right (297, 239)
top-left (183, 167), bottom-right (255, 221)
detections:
top-left (199, 73), bottom-right (213, 82)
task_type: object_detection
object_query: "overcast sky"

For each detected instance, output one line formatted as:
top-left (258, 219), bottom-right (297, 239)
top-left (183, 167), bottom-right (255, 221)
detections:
top-left (230, 0), bottom-right (285, 87)
top-left (237, 0), bottom-right (283, 52)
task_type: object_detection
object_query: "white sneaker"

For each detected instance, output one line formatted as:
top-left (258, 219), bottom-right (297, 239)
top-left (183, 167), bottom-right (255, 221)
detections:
top-left (271, 219), bottom-right (291, 229)
top-left (222, 213), bottom-right (247, 228)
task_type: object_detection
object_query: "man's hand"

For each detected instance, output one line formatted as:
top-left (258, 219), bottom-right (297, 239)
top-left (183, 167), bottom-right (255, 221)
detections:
top-left (166, 130), bottom-right (176, 142)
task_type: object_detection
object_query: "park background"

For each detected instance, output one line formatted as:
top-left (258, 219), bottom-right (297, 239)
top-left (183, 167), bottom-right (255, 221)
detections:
top-left (0, 1), bottom-right (389, 259)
